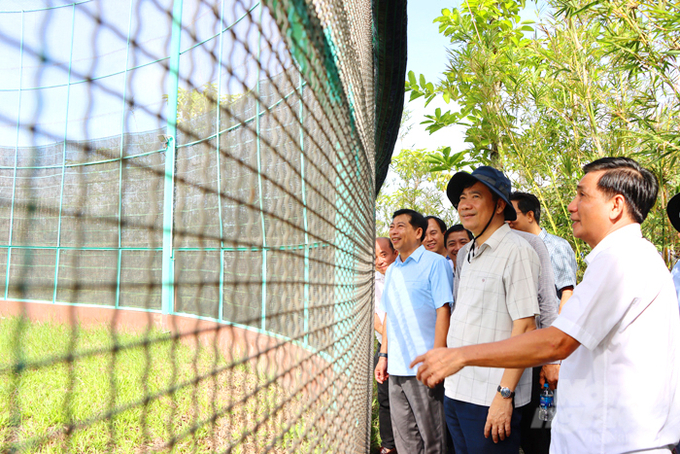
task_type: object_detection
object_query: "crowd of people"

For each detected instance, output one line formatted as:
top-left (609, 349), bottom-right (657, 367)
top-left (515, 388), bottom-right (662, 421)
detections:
top-left (372, 157), bottom-right (680, 454)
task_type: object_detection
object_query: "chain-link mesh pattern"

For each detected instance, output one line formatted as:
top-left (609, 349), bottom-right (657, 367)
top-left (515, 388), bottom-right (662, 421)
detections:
top-left (0, 0), bottom-right (382, 452)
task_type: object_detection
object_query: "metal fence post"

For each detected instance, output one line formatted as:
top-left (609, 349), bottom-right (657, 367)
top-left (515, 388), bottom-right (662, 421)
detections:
top-left (161, 0), bottom-right (184, 319)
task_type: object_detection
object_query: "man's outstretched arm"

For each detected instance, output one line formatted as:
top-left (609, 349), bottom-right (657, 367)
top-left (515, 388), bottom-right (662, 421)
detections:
top-left (410, 326), bottom-right (580, 388)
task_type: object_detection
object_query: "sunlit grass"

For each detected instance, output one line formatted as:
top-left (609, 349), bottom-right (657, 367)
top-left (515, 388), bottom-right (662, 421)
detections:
top-left (0, 316), bottom-right (312, 453)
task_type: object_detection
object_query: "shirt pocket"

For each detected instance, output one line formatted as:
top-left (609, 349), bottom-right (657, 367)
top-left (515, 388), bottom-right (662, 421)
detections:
top-left (403, 277), bottom-right (430, 311)
top-left (459, 271), bottom-right (505, 310)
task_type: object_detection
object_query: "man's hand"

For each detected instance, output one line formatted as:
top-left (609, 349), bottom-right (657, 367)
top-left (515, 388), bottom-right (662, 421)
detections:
top-left (375, 357), bottom-right (388, 384)
top-left (410, 347), bottom-right (464, 388)
top-left (485, 394), bottom-right (514, 443)
top-left (540, 364), bottom-right (560, 390)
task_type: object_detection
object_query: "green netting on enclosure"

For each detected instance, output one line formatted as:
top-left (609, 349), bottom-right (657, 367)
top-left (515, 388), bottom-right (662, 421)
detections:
top-left (0, 0), bottom-right (404, 452)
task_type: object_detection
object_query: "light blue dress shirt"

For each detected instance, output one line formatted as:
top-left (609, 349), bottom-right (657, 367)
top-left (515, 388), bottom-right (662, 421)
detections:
top-left (379, 245), bottom-right (453, 376)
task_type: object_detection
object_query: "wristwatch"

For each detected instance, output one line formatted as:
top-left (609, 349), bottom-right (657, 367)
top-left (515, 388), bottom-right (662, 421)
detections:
top-left (497, 385), bottom-right (515, 399)
top-left (378, 353), bottom-right (388, 358)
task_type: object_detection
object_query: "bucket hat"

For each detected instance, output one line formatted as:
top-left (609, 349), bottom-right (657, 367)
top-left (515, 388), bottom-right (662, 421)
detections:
top-left (446, 166), bottom-right (517, 221)
top-left (667, 193), bottom-right (680, 233)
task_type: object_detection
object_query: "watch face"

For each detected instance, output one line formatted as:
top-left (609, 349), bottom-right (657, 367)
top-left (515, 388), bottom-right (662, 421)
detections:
top-left (500, 387), bottom-right (512, 398)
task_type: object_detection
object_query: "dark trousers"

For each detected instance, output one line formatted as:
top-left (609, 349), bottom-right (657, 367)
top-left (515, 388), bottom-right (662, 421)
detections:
top-left (519, 366), bottom-right (551, 454)
top-left (374, 343), bottom-right (395, 449)
top-left (444, 396), bottom-right (521, 454)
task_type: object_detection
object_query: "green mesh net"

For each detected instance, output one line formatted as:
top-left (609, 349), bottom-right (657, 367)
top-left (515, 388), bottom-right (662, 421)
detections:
top-left (0, 0), bottom-right (405, 452)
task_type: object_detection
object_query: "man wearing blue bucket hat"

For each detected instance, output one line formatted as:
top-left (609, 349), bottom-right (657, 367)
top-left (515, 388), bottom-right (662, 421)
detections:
top-left (439, 166), bottom-right (540, 453)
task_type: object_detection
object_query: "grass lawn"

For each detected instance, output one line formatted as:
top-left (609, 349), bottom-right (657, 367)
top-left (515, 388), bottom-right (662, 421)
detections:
top-left (0, 316), bottom-right (324, 453)
top-left (369, 378), bottom-right (381, 453)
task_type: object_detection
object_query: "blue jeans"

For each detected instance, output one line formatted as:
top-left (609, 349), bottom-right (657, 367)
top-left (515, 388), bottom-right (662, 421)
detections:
top-left (444, 396), bottom-right (522, 454)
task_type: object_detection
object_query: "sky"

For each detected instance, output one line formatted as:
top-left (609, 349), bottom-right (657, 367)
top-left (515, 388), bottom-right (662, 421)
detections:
top-left (400, 0), bottom-right (464, 154)
top-left (0, 0), bottom-right (460, 150)
top-left (0, 0), bottom-right (539, 153)
top-left (0, 0), bottom-right (269, 147)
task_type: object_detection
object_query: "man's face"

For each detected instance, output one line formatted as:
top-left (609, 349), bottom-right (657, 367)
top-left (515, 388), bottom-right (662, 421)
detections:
top-left (375, 239), bottom-right (397, 274)
top-left (389, 214), bottom-right (422, 254)
top-left (457, 181), bottom-right (499, 236)
top-left (446, 231), bottom-right (470, 261)
top-left (507, 200), bottom-right (532, 232)
top-left (423, 218), bottom-right (447, 256)
top-left (568, 170), bottom-right (613, 248)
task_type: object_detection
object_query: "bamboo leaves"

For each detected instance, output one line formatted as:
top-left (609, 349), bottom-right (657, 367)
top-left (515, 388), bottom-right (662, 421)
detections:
top-left (407, 0), bottom-right (680, 268)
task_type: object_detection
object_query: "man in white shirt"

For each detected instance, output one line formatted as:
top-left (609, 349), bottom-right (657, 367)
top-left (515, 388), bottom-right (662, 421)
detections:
top-left (374, 237), bottom-right (399, 454)
top-left (412, 157), bottom-right (680, 453)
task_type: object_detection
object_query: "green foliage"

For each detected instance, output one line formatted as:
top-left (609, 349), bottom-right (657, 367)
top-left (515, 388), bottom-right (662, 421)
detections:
top-left (423, 146), bottom-right (474, 172)
top-left (163, 82), bottom-right (243, 128)
top-left (408, 0), bottom-right (680, 269)
top-left (376, 149), bottom-right (460, 236)
top-left (370, 376), bottom-right (381, 451)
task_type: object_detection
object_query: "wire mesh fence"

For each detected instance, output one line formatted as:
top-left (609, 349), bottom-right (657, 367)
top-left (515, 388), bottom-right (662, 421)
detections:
top-left (0, 0), bottom-right (398, 451)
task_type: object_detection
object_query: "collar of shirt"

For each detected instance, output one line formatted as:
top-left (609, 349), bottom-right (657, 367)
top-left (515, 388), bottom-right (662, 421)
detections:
top-left (539, 227), bottom-right (548, 241)
top-left (585, 223), bottom-right (641, 265)
top-left (471, 223), bottom-right (512, 259)
top-left (395, 244), bottom-right (425, 266)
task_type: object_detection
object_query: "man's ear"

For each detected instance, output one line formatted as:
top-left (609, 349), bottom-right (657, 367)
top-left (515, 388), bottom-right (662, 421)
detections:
top-left (527, 210), bottom-right (536, 223)
top-left (416, 227), bottom-right (423, 242)
top-left (496, 199), bottom-right (507, 216)
top-left (609, 193), bottom-right (627, 222)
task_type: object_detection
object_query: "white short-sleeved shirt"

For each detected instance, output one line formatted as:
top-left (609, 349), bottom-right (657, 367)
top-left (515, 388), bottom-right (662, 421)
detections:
top-left (446, 224), bottom-right (540, 407)
top-left (374, 271), bottom-right (386, 344)
top-left (379, 245), bottom-right (453, 376)
top-left (551, 224), bottom-right (680, 454)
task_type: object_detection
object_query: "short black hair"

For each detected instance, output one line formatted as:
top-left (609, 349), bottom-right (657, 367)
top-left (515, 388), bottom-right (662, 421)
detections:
top-left (583, 157), bottom-right (658, 224)
top-left (376, 236), bottom-right (395, 252)
top-left (425, 216), bottom-right (447, 234)
top-left (444, 224), bottom-right (473, 243)
top-left (393, 209), bottom-right (427, 242)
top-left (510, 192), bottom-right (541, 225)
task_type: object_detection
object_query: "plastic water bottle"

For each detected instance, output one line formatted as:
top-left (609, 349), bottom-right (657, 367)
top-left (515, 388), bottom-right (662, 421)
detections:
top-left (539, 383), bottom-right (555, 421)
